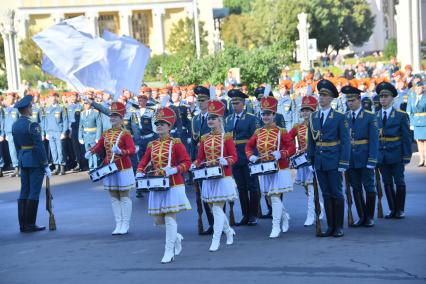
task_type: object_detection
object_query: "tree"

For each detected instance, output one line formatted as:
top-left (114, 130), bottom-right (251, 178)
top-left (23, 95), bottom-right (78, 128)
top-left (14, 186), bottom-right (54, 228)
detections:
top-left (166, 17), bottom-right (208, 58)
top-left (223, 0), bottom-right (255, 14)
top-left (19, 37), bottom-right (42, 66)
top-left (220, 14), bottom-right (262, 49)
top-left (0, 36), bottom-right (5, 72)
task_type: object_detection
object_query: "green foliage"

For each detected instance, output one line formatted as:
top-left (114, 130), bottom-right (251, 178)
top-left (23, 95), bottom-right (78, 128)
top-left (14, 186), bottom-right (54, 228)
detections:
top-left (166, 17), bottom-right (208, 58)
top-left (0, 73), bottom-right (7, 90)
top-left (223, 0), bottom-right (254, 14)
top-left (20, 65), bottom-right (65, 89)
top-left (384, 38), bottom-right (397, 59)
top-left (221, 0), bottom-right (375, 54)
top-left (147, 40), bottom-right (294, 90)
top-left (0, 36), bottom-right (5, 72)
top-left (19, 37), bottom-right (42, 66)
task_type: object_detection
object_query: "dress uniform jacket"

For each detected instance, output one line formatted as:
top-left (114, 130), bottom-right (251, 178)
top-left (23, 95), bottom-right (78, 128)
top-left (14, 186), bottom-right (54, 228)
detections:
top-left (31, 104), bottom-right (42, 124)
top-left (4, 106), bottom-right (20, 167)
top-left (407, 91), bottom-right (426, 140)
top-left (346, 109), bottom-right (379, 169)
top-left (0, 106), bottom-right (5, 168)
top-left (78, 109), bottom-right (102, 143)
top-left (277, 96), bottom-right (297, 131)
top-left (224, 111), bottom-right (257, 166)
top-left (137, 137), bottom-right (191, 187)
top-left (376, 108), bottom-right (412, 164)
top-left (307, 108), bottom-right (351, 171)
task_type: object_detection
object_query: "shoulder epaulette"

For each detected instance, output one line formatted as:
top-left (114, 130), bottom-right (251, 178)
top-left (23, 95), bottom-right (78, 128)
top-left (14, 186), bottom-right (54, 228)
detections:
top-left (172, 137), bottom-right (182, 144)
top-left (200, 133), bottom-right (209, 142)
top-left (364, 110), bottom-right (374, 114)
top-left (246, 112), bottom-right (255, 117)
top-left (278, 127), bottom-right (288, 134)
top-left (396, 109), bottom-right (407, 114)
top-left (147, 141), bottom-right (153, 148)
top-left (335, 110), bottom-right (345, 115)
top-left (224, 132), bottom-right (233, 140)
top-left (255, 128), bottom-right (261, 135)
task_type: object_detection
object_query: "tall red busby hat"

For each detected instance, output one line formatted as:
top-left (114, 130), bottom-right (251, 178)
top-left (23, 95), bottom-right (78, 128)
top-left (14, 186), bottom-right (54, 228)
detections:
top-left (110, 102), bottom-right (126, 117)
top-left (207, 99), bottom-right (225, 117)
top-left (301, 95), bottom-right (318, 111)
top-left (260, 96), bottom-right (278, 113)
top-left (155, 107), bottom-right (177, 126)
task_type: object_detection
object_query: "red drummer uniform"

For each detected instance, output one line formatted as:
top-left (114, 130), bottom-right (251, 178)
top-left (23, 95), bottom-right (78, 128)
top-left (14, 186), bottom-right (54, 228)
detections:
top-left (137, 137), bottom-right (191, 187)
top-left (288, 123), bottom-right (308, 152)
top-left (193, 131), bottom-right (238, 176)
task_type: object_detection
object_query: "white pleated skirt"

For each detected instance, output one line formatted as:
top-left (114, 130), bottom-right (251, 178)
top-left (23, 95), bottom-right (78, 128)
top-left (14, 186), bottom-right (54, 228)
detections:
top-left (201, 176), bottom-right (238, 203)
top-left (103, 168), bottom-right (135, 191)
top-left (259, 168), bottom-right (293, 196)
top-left (148, 185), bottom-right (192, 215)
top-left (294, 166), bottom-right (314, 186)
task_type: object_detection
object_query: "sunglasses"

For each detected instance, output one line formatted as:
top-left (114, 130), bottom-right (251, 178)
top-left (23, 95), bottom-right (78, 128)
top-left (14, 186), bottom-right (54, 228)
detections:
top-left (155, 121), bottom-right (168, 126)
top-left (207, 116), bottom-right (218, 120)
top-left (261, 112), bottom-right (273, 116)
top-left (231, 100), bottom-right (243, 105)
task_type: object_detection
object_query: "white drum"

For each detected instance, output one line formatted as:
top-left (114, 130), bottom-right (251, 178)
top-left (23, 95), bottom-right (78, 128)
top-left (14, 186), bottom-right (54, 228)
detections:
top-left (137, 176), bottom-right (170, 191)
top-left (89, 163), bottom-right (118, 182)
top-left (249, 160), bottom-right (278, 176)
top-left (192, 166), bottom-right (223, 181)
top-left (290, 152), bottom-right (310, 169)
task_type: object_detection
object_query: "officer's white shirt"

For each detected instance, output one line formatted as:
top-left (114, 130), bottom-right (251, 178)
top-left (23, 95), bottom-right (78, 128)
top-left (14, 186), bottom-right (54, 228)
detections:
top-left (319, 107), bottom-right (332, 125)
top-left (382, 106), bottom-right (392, 119)
top-left (351, 106), bottom-right (362, 119)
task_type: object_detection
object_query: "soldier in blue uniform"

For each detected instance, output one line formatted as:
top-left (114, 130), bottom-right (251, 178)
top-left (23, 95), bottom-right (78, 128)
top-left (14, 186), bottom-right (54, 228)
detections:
top-left (277, 80), bottom-right (297, 131)
top-left (307, 79), bottom-right (351, 237)
top-left (67, 92), bottom-right (84, 171)
top-left (342, 85), bottom-right (379, 227)
top-left (78, 101), bottom-right (102, 170)
top-left (407, 81), bottom-right (426, 167)
top-left (130, 92), bottom-right (158, 197)
top-left (254, 86), bottom-right (286, 128)
top-left (191, 85), bottom-right (214, 235)
top-left (44, 92), bottom-right (68, 175)
top-left (0, 98), bottom-right (4, 177)
top-left (225, 89), bottom-right (260, 226)
top-left (376, 82), bottom-right (412, 219)
top-left (4, 92), bottom-right (20, 177)
top-left (12, 95), bottom-right (51, 232)
top-left (170, 88), bottom-right (191, 152)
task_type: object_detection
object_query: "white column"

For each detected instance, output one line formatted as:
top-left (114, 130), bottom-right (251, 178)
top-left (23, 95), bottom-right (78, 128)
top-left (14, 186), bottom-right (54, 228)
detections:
top-left (395, 1), bottom-right (413, 69)
top-left (86, 11), bottom-right (99, 36)
top-left (17, 12), bottom-right (29, 41)
top-left (1, 9), bottom-right (21, 91)
top-left (152, 7), bottom-right (165, 54)
top-left (297, 12), bottom-right (310, 71)
top-left (192, 0), bottom-right (201, 58)
top-left (411, 0), bottom-right (422, 72)
top-left (119, 9), bottom-right (132, 36)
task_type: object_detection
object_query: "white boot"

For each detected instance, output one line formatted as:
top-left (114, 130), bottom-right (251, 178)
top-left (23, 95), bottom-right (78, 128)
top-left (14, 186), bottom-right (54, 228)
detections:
top-left (111, 197), bottom-right (122, 235)
top-left (223, 213), bottom-right (235, 245)
top-left (270, 196), bottom-right (282, 238)
top-left (281, 203), bottom-right (290, 233)
top-left (161, 216), bottom-right (176, 263)
top-left (304, 185), bottom-right (315, 226)
top-left (119, 197), bottom-right (132, 235)
top-left (209, 205), bottom-right (224, 251)
top-left (175, 233), bottom-right (183, 256)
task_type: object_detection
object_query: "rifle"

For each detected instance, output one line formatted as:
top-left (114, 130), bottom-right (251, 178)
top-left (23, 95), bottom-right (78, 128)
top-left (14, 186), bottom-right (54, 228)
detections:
top-left (375, 168), bottom-right (384, 218)
top-left (194, 181), bottom-right (204, 234)
top-left (45, 177), bottom-right (56, 231)
top-left (229, 201), bottom-right (236, 226)
top-left (344, 172), bottom-right (354, 226)
top-left (312, 173), bottom-right (322, 237)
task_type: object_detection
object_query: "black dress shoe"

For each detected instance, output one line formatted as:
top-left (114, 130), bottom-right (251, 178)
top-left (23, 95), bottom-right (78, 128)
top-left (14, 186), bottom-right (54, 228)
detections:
top-left (235, 217), bottom-right (249, 226)
top-left (259, 212), bottom-right (272, 219)
top-left (136, 190), bottom-right (143, 198)
top-left (247, 216), bottom-right (258, 226)
top-left (10, 167), bottom-right (19, 177)
top-left (72, 164), bottom-right (81, 172)
top-left (199, 226), bottom-right (213, 235)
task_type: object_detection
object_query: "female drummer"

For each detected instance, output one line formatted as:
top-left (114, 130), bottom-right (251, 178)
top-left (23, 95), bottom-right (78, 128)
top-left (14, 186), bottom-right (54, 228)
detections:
top-left (136, 105), bottom-right (191, 264)
top-left (191, 99), bottom-right (238, 252)
top-left (245, 96), bottom-right (296, 238)
top-left (288, 96), bottom-right (324, 227)
top-left (86, 102), bottom-right (136, 235)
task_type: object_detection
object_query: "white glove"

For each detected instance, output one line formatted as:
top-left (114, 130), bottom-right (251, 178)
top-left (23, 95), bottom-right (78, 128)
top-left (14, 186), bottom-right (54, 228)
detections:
top-left (164, 166), bottom-right (178, 177)
top-left (95, 139), bottom-right (99, 143)
top-left (135, 145), bottom-right (140, 153)
top-left (112, 144), bottom-right (122, 155)
top-left (190, 163), bottom-right (197, 171)
top-left (219, 157), bottom-right (228, 166)
top-left (79, 139), bottom-right (84, 144)
top-left (308, 165), bottom-right (314, 172)
top-left (187, 138), bottom-right (192, 145)
top-left (84, 150), bottom-right (92, 159)
top-left (136, 172), bottom-right (145, 178)
top-left (0, 136), bottom-right (4, 142)
top-left (338, 168), bottom-right (346, 172)
top-left (366, 165), bottom-right (375, 169)
top-left (4, 136), bottom-right (8, 141)
top-left (272, 150), bottom-right (281, 160)
top-left (60, 133), bottom-right (66, 139)
top-left (410, 125), bottom-right (414, 130)
top-left (45, 167), bottom-right (52, 177)
top-left (45, 135), bottom-right (49, 140)
top-left (249, 155), bottom-right (258, 163)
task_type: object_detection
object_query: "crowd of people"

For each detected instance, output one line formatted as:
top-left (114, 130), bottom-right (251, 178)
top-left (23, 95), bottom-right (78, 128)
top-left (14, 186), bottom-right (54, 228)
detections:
top-left (3, 59), bottom-right (426, 264)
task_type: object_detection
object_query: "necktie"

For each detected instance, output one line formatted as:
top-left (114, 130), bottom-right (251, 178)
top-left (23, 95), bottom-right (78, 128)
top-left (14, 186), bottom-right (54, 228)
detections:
top-left (233, 115), bottom-right (240, 137)
top-left (382, 111), bottom-right (387, 127)
top-left (201, 114), bottom-right (206, 129)
top-left (352, 112), bottom-right (356, 124)
top-left (320, 112), bottom-right (324, 129)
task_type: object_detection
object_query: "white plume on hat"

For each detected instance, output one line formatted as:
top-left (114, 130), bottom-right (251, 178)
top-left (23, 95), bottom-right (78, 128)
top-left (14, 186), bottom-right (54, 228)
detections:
top-left (263, 84), bottom-right (271, 98)
top-left (209, 86), bottom-right (216, 100)
top-left (160, 94), bottom-right (170, 108)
